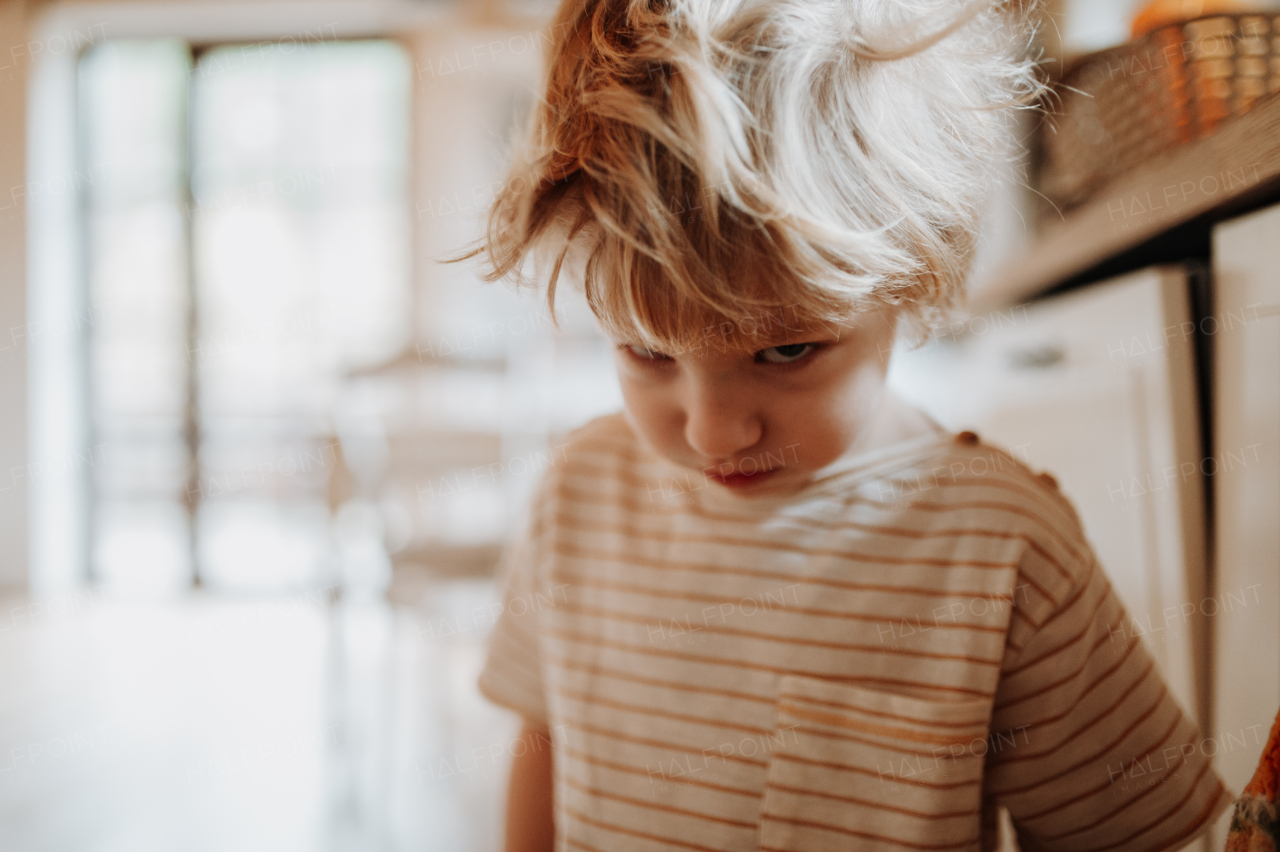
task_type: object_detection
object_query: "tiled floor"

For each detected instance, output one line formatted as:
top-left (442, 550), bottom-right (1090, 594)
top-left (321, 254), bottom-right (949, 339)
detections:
top-left (0, 581), bottom-right (519, 851)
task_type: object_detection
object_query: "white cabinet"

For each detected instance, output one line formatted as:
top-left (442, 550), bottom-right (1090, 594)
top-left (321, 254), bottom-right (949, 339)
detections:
top-left (1210, 204), bottom-right (1280, 795)
top-left (889, 266), bottom-right (1210, 728)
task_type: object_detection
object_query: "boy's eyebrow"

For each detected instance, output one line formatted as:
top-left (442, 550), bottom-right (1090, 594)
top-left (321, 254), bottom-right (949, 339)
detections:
top-left (735, 323), bottom-right (844, 349)
top-left (611, 318), bottom-right (848, 356)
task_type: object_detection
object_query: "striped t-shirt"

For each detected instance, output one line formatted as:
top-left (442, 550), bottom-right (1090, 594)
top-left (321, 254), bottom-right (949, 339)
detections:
top-left (477, 412), bottom-right (1231, 852)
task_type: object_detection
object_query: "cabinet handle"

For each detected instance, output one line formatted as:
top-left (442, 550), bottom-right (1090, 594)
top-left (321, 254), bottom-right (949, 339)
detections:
top-left (1006, 345), bottom-right (1065, 369)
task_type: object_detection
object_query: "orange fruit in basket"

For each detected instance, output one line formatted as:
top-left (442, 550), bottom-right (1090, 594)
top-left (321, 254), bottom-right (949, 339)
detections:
top-left (1224, 707), bottom-right (1280, 851)
top-left (1131, 0), bottom-right (1265, 37)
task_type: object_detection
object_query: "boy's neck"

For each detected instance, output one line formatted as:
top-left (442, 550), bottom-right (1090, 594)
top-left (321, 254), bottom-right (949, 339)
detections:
top-left (843, 388), bottom-right (945, 462)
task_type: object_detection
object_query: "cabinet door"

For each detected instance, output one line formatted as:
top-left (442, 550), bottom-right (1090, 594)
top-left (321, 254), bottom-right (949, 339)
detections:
top-left (889, 266), bottom-right (1209, 730)
top-left (1210, 204), bottom-right (1280, 796)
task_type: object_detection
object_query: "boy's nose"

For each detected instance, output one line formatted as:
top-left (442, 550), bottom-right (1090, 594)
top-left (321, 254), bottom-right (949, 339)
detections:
top-left (681, 386), bottom-right (763, 461)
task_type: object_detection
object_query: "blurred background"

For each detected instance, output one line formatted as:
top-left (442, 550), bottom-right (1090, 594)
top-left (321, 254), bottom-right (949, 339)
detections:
top-left (0, 0), bottom-right (1276, 850)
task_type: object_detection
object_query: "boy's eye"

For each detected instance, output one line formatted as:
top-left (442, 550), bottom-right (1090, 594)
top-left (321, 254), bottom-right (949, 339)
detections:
top-left (623, 344), bottom-right (672, 361)
top-left (757, 343), bottom-right (817, 365)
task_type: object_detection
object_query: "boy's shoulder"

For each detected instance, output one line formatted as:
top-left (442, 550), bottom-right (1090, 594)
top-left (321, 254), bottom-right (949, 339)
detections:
top-left (561, 409), bottom-right (635, 449)
top-left (920, 430), bottom-right (1083, 527)
top-left (940, 429), bottom-right (1087, 531)
top-left (536, 411), bottom-right (646, 495)
top-left (553, 411), bottom-right (640, 474)
top-left (924, 431), bottom-right (1101, 618)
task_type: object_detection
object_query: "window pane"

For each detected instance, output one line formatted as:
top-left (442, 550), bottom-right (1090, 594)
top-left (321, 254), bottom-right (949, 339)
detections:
top-left (191, 41), bottom-right (411, 591)
top-left (80, 40), bottom-right (192, 594)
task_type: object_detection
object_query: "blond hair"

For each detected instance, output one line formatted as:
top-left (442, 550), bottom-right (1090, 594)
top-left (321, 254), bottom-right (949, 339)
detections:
top-left (458, 0), bottom-right (1045, 352)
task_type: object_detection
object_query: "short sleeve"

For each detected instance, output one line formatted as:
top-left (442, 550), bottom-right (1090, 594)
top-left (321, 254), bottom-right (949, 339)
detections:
top-left (476, 492), bottom-right (551, 728)
top-left (986, 548), bottom-right (1233, 852)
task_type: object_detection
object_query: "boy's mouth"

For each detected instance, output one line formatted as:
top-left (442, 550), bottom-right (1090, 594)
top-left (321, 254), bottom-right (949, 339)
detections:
top-left (704, 467), bottom-right (778, 489)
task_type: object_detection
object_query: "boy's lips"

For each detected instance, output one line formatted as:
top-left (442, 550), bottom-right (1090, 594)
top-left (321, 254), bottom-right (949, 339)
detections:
top-left (703, 466), bottom-right (778, 489)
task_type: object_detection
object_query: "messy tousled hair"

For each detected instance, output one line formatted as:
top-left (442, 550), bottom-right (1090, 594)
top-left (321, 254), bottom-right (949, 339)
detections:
top-left (457, 0), bottom-right (1046, 352)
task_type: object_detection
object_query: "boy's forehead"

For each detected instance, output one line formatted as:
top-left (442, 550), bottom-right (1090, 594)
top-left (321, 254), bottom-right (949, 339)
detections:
top-left (708, 315), bottom-right (826, 348)
top-left (689, 306), bottom-right (884, 348)
top-left (613, 307), bottom-right (881, 355)
top-left (652, 307), bottom-right (812, 353)
top-left (701, 305), bottom-right (799, 336)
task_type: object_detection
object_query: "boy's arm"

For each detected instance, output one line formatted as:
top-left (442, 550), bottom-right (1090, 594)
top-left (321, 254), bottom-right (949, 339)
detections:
top-left (987, 548), bottom-right (1232, 851)
top-left (503, 722), bottom-right (554, 852)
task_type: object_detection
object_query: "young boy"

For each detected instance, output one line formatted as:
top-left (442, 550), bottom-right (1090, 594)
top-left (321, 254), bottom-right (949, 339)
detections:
top-left (465, 0), bottom-right (1233, 849)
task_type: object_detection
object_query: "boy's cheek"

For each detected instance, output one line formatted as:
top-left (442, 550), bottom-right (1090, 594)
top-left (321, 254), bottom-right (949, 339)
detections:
top-left (615, 375), bottom-right (656, 420)
top-left (618, 392), bottom-right (706, 470)
top-left (616, 387), bottom-right (672, 444)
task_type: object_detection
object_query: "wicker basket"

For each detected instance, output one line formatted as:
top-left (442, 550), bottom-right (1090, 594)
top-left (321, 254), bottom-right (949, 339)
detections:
top-left (1040, 13), bottom-right (1280, 211)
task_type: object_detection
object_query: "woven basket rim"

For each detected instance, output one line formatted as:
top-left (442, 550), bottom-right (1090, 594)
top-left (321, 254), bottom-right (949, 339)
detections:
top-left (1055, 10), bottom-right (1277, 84)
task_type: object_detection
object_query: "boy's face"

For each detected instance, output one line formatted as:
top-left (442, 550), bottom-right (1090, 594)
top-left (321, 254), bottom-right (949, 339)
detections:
top-left (611, 307), bottom-right (900, 497)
